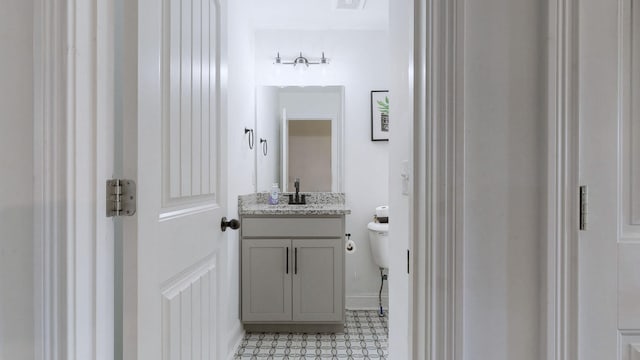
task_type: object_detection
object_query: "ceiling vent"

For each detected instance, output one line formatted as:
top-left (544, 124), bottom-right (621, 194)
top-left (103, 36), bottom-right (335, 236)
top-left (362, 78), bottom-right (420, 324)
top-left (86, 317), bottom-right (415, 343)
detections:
top-left (334, 0), bottom-right (366, 10)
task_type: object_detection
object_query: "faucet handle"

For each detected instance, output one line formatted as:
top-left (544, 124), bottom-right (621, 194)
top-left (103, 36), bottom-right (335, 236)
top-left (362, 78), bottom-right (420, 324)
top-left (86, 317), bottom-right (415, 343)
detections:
top-left (287, 193), bottom-right (306, 205)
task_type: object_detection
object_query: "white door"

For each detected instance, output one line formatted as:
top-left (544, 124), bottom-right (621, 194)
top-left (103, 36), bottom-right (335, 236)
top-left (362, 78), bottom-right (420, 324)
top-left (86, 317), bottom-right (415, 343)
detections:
top-left (122, 0), bottom-right (231, 359)
top-left (578, 0), bottom-right (640, 358)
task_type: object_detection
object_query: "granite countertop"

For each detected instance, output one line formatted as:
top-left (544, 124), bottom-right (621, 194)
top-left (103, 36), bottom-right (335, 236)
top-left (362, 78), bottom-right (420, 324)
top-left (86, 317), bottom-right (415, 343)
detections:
top-left (238, 192), bottom-right (351, 216)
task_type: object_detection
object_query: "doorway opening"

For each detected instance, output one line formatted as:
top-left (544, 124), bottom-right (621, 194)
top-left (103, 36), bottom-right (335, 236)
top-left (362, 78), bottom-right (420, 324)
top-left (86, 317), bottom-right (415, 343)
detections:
top-left (230, 0), bottom-right (412, 359)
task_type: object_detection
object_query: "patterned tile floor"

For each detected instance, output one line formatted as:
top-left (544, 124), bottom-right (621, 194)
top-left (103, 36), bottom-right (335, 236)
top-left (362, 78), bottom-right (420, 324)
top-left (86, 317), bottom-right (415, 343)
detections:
top-left (234, 310), bottom-right (388, 359)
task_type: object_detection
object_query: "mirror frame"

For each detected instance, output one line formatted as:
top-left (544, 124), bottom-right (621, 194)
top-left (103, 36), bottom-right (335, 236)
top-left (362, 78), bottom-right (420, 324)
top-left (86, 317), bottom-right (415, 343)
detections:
top-left (254, 85), bottom-right (345, 193)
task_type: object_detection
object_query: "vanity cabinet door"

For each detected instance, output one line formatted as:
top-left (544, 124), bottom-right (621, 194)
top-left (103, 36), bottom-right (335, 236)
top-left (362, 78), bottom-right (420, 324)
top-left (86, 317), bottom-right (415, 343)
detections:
top-left (292, 238), bottom-right (344, 322)
top-left (242, 239), bottom-right (292, 322)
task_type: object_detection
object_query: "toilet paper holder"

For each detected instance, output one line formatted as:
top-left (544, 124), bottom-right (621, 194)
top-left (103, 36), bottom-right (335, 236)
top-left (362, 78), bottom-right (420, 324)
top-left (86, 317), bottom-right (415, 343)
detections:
top-left (345, 233), bottom-right (356, 253)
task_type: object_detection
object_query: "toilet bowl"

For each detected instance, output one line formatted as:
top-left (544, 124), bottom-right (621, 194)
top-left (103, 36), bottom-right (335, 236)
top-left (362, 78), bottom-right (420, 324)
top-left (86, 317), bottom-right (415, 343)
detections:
top-left (367, 221), bottom-right (389, 269)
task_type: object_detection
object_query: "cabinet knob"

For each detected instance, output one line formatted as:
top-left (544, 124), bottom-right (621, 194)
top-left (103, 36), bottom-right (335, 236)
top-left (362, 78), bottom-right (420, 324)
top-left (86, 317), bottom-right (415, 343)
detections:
top-left (221, 217), bottom-right (240, 232)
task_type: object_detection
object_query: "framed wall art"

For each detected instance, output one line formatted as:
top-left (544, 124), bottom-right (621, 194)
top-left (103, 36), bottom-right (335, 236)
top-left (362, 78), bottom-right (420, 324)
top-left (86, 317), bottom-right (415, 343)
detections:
top-left (371, 90), bottom-right (389, 141)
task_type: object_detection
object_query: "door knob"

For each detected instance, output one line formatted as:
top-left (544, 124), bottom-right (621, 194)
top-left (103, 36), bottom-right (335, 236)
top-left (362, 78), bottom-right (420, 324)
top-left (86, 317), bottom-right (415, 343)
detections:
top-left (221, 217), bottom-right (240, 232)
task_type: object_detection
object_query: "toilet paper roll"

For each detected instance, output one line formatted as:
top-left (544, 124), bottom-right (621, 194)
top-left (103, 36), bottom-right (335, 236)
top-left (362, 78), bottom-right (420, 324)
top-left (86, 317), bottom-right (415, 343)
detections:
top-left (345, 240), bottom-right (356, 254)
top-left (376, 205), bottom-right (389, 218)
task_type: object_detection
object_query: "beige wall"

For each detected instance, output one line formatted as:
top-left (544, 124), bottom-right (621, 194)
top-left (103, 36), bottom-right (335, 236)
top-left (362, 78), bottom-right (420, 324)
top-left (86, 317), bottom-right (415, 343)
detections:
top-left (287, 120), bottom-right (332, 192)
top-left (0, 0), bottom-right (35, 359)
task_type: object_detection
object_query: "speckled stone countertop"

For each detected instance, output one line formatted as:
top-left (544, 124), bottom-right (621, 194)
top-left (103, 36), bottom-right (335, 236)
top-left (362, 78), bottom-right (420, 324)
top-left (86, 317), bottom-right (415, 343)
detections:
top-left (238, 192), bottom-right (351, 216)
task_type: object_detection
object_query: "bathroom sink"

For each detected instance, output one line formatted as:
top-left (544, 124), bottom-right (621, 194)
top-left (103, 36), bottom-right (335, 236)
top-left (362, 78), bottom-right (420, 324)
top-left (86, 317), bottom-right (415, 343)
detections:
top-left (287, 194), bottom-right (307, 205)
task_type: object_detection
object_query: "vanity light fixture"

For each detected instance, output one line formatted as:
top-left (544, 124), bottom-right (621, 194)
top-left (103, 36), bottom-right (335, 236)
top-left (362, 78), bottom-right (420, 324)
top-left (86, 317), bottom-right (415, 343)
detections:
top-left (274, 52), bottom-right (329, 68)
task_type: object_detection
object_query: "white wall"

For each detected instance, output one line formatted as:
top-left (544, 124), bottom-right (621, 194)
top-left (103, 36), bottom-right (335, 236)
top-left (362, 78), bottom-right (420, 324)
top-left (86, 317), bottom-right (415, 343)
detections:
top-left (225, 0), bottom-right (256, 354)
top-left (254, 30), bottom-right (390, 308)
top-left (463, 0), bottom-right (545, 359)
top-left (255, 87), bottom-right (280, 192)
top-left (0, 0), bottom-right (35, 359)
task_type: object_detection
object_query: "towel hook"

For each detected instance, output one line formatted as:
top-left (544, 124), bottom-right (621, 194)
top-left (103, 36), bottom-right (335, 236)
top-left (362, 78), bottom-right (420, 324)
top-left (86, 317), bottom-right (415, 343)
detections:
top-left (260, 138), bottom-right (268, 156)
top-left (244, 128), bottom-right (254, 150)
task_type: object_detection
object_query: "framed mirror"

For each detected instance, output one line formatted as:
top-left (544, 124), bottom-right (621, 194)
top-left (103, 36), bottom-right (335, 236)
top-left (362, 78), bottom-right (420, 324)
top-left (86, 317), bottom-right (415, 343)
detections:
top-left (255, 86), bottom-right (344, 193)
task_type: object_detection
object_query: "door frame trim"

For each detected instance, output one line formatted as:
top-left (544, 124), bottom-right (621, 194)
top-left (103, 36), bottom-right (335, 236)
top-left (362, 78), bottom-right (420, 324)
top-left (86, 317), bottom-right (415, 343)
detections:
top-left (545, 0), bottom-right (580, 359)
top-left (412, 0), bottom-right (465, 358)
top-left (34, 0), bottom-right (116, 359)
top-left (33, 0), bottom-right (68, 358)
top-left (38, 1), bottom-right (581, 359)
top-left (412, 0), bottom-right (583, 358)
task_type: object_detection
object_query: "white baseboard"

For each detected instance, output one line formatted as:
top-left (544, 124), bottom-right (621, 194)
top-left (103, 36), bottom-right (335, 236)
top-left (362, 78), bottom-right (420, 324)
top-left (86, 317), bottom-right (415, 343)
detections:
top-left (346, 294), bottom-right (389, 310)
top-left (226, 321), bottom-right (244, 360)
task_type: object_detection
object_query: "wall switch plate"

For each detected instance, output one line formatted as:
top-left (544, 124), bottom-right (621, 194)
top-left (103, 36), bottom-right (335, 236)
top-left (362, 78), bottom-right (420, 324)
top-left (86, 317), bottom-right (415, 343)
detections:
top-left (401, 160), bottom-right (409, 195)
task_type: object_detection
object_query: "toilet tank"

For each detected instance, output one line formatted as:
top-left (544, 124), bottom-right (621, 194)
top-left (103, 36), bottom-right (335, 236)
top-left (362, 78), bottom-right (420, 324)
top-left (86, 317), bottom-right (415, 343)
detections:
top-left (367, 222), bottom-right (389, 269)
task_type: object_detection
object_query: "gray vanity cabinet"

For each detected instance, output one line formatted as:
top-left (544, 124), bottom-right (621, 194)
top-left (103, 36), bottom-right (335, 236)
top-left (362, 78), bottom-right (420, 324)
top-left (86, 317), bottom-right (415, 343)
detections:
top-left (241, 216), bottom-right (345, 324)
top-left (291, 238), bottom-right (343, 322)
top-left (241, 239), bottom-right (292, 321)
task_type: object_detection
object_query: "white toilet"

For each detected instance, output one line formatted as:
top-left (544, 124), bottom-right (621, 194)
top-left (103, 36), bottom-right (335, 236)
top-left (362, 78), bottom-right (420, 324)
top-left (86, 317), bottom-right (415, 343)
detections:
top-left (368, 206), bottom-right (390, 317)
top-left (367, 216), bottom-right (389, 269)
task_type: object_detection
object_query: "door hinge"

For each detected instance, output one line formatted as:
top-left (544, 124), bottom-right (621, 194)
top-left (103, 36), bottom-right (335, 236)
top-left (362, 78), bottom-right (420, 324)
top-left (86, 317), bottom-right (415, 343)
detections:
top-left (106, 179), bottom-right (136, 217)
top-left (579, 185), bottom-right (587, 230)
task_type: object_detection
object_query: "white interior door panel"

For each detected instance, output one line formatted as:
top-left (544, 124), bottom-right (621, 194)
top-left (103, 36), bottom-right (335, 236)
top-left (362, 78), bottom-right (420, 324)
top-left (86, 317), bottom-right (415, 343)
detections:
top-left (122, 0), bottom-right (229, 359)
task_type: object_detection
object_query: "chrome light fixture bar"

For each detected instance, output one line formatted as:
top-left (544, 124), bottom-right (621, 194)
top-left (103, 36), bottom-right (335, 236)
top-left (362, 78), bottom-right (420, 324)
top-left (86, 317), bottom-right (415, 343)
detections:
top-left (274, 52), bottom-right (329, 67)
